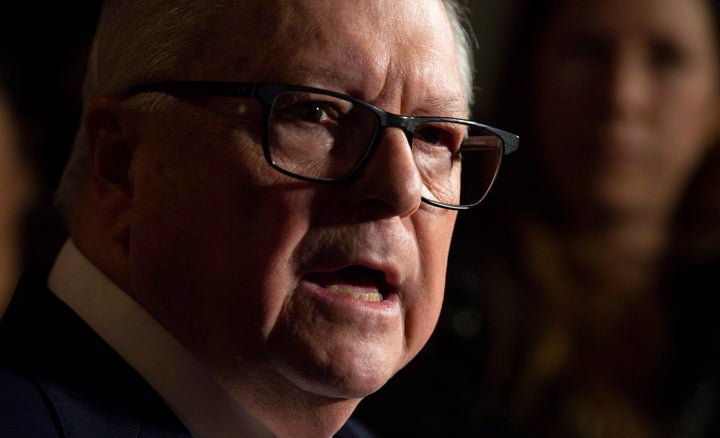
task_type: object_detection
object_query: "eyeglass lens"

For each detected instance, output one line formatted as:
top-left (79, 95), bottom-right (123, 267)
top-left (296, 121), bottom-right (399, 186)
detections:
top-left (266, 91), bottom-right (503, 208)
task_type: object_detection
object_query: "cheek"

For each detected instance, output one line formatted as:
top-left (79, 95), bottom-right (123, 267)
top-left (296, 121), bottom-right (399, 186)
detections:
top-left (655, 88), bottom-right (718, 181)
top-left (129, 178), bottom-right (314, 364)
top-left (404, 210), bottom-right (455, 354)
top-left (127, 124), bottom-right (315, 358)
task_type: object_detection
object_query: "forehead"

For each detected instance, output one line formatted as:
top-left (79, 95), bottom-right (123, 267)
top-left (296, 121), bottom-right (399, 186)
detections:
top-left (548, 0), bottom-right (717, 45)
top-left (195, 0), bottom-right (465, 113)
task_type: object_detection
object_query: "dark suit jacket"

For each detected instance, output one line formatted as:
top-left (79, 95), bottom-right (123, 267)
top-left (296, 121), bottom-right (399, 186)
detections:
top-left (0, 265), bottom-right (374, 438)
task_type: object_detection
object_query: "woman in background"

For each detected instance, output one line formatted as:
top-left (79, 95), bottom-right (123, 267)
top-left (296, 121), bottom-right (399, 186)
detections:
top-left (0, 75), bottom-right (35, 317)
top-left (0, 4), bottom-right (101, 318)
top-left (445, 0), bottom-right (720, 436)
top-left (354, 0), bottom-right (720, 436)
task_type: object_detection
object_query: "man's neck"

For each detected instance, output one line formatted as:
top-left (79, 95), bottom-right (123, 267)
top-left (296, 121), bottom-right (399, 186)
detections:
top-left (48, 239), bottom-right (274, 438)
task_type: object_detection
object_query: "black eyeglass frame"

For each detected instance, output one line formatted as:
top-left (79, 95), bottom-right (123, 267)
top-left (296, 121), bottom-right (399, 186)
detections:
top-left (124, 81), bottom-right (519, 210)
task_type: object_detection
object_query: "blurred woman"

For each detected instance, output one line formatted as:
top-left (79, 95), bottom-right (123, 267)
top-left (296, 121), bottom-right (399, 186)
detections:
top-left (446, 0), bottom-right (720, 436)
top-left (354, 0), bottom-right (720, 436)
top-left (0, 77), bottom-right (35, 317)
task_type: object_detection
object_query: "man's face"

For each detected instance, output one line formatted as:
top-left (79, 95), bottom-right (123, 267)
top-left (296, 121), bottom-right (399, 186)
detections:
top-left (124, 0), bottom-right (463, 400)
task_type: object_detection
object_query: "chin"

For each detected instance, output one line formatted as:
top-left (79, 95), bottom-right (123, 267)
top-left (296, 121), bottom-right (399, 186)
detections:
top-left (295, 365), bottom-right (396, 400)
top-left (276, 342), bottom-right (404, 400)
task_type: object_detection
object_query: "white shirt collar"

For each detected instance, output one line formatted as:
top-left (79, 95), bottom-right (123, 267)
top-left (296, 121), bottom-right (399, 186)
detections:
top-left (48, 239), bottom-right (274, 438)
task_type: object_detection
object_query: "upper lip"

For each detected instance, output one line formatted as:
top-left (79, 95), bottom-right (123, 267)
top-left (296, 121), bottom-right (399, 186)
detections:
top-left (300, 253), bottom-right (403, 291)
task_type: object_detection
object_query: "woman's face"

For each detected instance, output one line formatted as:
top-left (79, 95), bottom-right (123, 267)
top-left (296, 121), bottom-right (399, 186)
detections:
top-left (531, 0), bottom-right (720, 220)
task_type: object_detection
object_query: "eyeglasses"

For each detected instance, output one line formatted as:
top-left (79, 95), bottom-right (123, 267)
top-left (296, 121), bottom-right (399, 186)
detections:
top-left (124, 81), bottom-right (519, 210)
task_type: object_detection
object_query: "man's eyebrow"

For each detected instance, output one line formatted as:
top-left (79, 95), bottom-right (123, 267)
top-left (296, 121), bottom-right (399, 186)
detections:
top-left (415, 95), bottom-right (469, 118)
top-left (281, 66), bottom-right (469, 117)
top-left (280, 66), bottom-right (351, 89)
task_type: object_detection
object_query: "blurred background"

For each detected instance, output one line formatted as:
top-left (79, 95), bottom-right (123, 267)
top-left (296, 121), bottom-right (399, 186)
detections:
top-left (0, 2), bottom-right (102, 200)
top-left (5, 2), bottom-right (720, 438)
top-left (0, 2), bottom-right (102, 314)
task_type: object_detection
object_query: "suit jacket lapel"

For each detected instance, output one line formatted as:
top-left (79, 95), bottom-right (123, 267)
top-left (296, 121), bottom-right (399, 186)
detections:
top-left (1, 268), bottom-right (191, 437)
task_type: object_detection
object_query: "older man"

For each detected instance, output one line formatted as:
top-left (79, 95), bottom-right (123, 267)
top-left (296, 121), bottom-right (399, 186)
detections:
top-left (0, 0), bottom-right (517, 436)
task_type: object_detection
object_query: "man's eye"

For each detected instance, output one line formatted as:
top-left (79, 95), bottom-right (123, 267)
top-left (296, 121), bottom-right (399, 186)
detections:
top-left (285, 102), bottom-right (334, 123)
top-left (416, 125), bottom-right (457, 150)
top-left (416, 126), bottom-right (443, 144)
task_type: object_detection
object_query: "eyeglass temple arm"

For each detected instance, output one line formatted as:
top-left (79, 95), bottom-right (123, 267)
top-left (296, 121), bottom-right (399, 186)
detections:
top-left (493, 128), bottom-right (520, 155)
top-left (465, 126), bottom-right (519, 155)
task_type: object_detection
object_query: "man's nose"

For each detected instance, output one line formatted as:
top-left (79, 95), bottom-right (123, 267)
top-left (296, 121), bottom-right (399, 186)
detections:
top-left (347, 128), bottom-right (423, 218)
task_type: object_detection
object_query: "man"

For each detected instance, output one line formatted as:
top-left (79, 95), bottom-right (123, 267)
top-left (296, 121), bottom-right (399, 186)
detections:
top-left (0, 0), bottom-right (518, 436)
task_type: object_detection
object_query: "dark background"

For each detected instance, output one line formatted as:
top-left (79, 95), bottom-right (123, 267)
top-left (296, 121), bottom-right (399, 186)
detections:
top-left (0, 3), bottom-right (102, 267)
top-left (1, 3), bottom-right (102, 201)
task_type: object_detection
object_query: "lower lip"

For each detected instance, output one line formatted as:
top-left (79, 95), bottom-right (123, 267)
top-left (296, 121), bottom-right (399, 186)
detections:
top-left (297, 279), bottom-right (401, 317)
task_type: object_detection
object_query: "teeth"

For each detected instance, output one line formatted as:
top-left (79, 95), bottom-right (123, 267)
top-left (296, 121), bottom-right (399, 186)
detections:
top-left (327, 285), bottom-right (383, 302)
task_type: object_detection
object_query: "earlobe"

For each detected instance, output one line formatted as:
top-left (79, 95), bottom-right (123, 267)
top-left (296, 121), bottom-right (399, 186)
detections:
top-left (84, 97), bottom-right (138, 247)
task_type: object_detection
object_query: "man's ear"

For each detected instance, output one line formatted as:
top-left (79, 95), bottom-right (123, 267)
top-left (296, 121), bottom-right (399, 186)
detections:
top-left (85, 97), bottom-right (137, 193)
top-left (84, 97), bottom-right (139, 246)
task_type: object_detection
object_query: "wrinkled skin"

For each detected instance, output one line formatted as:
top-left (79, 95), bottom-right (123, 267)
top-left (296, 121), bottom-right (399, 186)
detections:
top-left (83, 0), bottom-right (464, 434)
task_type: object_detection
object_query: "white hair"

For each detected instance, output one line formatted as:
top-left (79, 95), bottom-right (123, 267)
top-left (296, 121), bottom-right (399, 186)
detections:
top-left (443, 0), bottom-right (477, 105)
top-left (54, 0), bottom-right (476, 222)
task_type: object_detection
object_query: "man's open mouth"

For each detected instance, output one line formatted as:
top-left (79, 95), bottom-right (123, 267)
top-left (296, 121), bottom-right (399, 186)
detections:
top-left (304, 266), bottom-right (386, 302)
